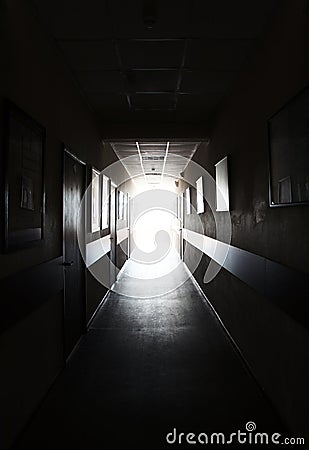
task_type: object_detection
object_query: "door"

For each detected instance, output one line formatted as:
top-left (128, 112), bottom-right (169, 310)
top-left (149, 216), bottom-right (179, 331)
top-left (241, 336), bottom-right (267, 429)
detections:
top-left (168, 194), bottom-right (181, 259)
top-left (177, 193), bottom-right (184, 260)
top-left (109, 182), bottom-right (117, 286)
top-left (63, 149), bottom-right (86, 358)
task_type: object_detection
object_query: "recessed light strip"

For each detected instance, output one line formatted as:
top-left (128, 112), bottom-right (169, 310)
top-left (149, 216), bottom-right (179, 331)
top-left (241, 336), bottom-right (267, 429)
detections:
top-left (136, 141), bottom-right (147, 183)
top-left (160, 141), bottom-right (170, 184)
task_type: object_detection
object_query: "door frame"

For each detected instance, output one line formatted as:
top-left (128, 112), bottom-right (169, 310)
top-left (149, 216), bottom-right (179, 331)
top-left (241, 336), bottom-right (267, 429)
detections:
top-left (62, 147), bottom-right (87, 358)
top-left (178, 193), bottom-right (184, 260)
top-left (109, 181), bottom-right (117, 285)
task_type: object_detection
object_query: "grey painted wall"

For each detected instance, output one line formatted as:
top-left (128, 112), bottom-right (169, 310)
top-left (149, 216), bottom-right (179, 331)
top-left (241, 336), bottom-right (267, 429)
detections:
top-left (184, 0), bottom-right (309, 439)
top-left (0, 1), bottom-right (117, 448)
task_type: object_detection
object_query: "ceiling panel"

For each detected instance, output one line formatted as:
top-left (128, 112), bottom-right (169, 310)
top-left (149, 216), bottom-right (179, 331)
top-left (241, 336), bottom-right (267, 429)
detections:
top-left (33, 0), bottom-right (113, 39)
top-left (131, 94), bottom-right (175, 110)
top-left (111, 143), bottom-right (142, 178)
top-left (177, 93), bottom-right (223, 113)
top-left (139, 142), bottom-right (167, 152)
top-left (99, 109), bottom-right (177, 122)
top-left (169, 142), bottom-right (199, 158)
top-left (110, 0), bottom-right (190, 39)
top-left (111, 142), bottom-right (136, 157)
top-left (87, 93), bottom-right (129, 113)
top-left (180, 71), bottom-right (237, 94)
top-left (185, 39), bottom-right (253, 71)
top-left (33, 0), bottom-right (282, 126)
top-left (144, 165), bottom-right (164, 174)
top-left (165, 142), bottom-right (199, 176)
top-left (111, 141), bottom-right (201, 182)
top-left (76, 71), bottom-right (124, 93)
top-left (125, 70), bottom-right (178, 93)
top-left (189, 0), bottom-right (280, 39)
top-left (164, 164), bottom-right (187, 177)
top-left (118, 40), bottom-right (185, 68)
top-left (58, 41), bottom-right (118, 71)
top-left (129, 109), bottom-right (177, 121)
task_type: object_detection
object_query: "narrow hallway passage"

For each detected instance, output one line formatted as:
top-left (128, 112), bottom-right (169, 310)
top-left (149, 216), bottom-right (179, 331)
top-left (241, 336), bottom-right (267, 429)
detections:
top-left (1, 1), bottom-right (308, 449)
top-left (13, 259), bottom-right (284, 450)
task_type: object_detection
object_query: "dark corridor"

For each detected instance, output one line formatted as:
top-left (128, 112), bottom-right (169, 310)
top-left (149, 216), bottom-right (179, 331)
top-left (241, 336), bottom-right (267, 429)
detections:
top-left (13, 261), bottom-right (284, 449)
top-left (0, 0), bottom-right (308, 449)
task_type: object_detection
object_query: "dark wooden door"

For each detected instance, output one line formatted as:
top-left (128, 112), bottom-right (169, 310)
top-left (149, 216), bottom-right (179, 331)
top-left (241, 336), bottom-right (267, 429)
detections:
top-left (63, 150), bottom-right (86, 358)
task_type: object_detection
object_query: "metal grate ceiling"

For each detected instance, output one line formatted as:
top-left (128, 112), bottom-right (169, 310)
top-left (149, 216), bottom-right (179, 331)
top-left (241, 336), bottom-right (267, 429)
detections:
top-left (111, 141), bottom-right (200, 184)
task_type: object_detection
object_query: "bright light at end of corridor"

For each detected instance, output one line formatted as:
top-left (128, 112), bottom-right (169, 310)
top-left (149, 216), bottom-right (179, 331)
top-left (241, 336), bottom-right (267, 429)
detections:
top-left (132, 209), bottom-right (177, 255)
top-left (77, 154), bottom-right (232, 297)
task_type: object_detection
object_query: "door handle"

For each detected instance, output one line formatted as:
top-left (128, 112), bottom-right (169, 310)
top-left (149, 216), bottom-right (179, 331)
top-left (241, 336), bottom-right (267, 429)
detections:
top-left (62, 261), bottom-right (74, 266)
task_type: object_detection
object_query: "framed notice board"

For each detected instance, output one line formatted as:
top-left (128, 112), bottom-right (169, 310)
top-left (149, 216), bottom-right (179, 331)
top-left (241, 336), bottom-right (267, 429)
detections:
top-left (3, 100), bottom-right (45, 251)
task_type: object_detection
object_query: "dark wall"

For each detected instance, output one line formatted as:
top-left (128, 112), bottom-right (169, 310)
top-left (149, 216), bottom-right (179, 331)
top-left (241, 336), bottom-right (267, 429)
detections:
top-left (86, 268), bottom-right (108, 323)
top-left (189, 0), bottom-right (309, 272)
top-left (184, 0), bottom-right (309, 438)
top-left (0, 0), bottom-right (115, 278)
top-left (0, 1), bottom-right (116, 448)
top-left (117, 239), bottom-right (128, 271)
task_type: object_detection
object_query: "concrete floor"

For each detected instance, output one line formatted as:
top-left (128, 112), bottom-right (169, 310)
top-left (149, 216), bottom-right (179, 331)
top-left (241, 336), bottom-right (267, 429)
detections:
top-left (14, 259), bottom-right (284, 449)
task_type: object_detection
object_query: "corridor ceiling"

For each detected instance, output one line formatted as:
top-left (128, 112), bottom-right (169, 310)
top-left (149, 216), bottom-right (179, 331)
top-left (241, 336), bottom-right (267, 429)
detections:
top-left (32, 0), bottom-right (280, 130)
top-left (111, 141), bottom-right (200, 184)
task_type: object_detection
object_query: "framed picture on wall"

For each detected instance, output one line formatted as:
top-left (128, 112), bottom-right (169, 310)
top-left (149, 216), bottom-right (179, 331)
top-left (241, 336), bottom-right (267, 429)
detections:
top-left (215, 156), bottom-right (229, 212)
top-left (91, 168), bottom-right (101, 233)
top-left (185, 187), bottom-right (191, 214)
top-left (3, 100), bottom-right (45, 252)
top-left (196, 176), bottom-right (204, 214)
top-left (101, 174), bottom-right (110, 230)
top-left (268, 85), bottom-right (309, 206)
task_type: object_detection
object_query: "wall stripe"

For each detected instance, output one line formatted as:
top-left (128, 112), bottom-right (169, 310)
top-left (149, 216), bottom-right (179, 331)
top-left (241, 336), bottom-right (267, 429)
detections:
top-left (86, 229), bottom-right (128, 269)
top-left (117, 227), bottom-right (129, 245)
top-left (183, 228), bottom-right (308, 329)
top-left (86, 235), bottom-right (111, 268)
top-left (0, 256), bottom-right (64, 334)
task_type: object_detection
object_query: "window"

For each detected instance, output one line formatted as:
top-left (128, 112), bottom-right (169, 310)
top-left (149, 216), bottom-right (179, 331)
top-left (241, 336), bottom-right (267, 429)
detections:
top-left (196, 176), bottom-right (204, 214)
top-left (101, 175), bottom-right (109, 229)
top-left (126, 193), bottom-right (130, 226)
top-left (91, 168), bottom-right (100, 232)
top-left (185, 187), bottom-right (191, 214)
top-left (118, 190), bottom-right (125, 220)
top-left (215, 156), bottom-right (229, 211)
top-left (124, 192), bottom-right (128, 223)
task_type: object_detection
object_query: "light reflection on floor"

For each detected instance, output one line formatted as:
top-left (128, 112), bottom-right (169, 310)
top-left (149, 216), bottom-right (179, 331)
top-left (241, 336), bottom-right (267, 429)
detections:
top-left (113, 247), bottom-right (189, 298)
